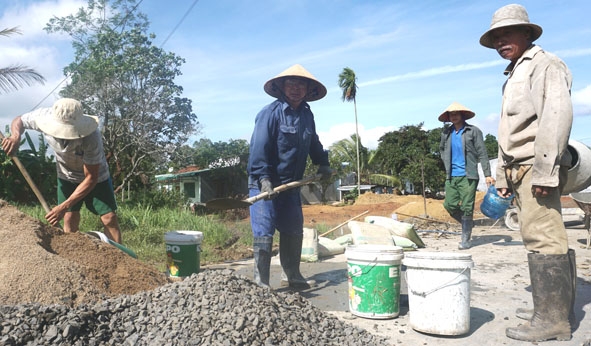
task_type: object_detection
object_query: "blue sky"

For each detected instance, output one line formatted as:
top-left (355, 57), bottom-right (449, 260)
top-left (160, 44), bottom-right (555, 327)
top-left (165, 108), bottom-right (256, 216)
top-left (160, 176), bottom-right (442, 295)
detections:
top-left (1, 0), bottom-right (591, 151)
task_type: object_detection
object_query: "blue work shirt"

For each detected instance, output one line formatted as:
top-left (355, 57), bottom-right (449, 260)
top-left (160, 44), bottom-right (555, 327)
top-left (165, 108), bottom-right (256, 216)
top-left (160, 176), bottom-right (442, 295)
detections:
top-left (451, 126), bottom-right (466, 177)
top-left (247, 99), bottom-right (328, 188)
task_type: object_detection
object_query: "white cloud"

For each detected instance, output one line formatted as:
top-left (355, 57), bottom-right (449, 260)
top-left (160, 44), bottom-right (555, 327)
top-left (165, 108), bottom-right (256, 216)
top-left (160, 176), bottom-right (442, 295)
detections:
top-left (572, 85), bottom-right (591, 116)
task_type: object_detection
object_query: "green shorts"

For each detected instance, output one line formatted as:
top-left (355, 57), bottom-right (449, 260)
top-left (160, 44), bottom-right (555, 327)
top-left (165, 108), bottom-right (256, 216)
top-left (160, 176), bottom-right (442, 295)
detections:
top-left (57, 178), bottom-right (118, 216)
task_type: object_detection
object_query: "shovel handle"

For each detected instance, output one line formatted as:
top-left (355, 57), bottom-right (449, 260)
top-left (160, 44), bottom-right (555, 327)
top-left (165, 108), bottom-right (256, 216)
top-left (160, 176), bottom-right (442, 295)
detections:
top-left (0, 132), bottom-right (52, 213)
top-left (246, 174), bottom-right (322, 204)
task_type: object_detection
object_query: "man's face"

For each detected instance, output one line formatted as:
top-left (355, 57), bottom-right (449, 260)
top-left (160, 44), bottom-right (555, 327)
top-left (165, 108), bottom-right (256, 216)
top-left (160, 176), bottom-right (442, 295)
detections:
top-left (449, 112), bottom-right (464, 126)
top-left (283, 78), bottom-right (308, 105)
top-left (490, 26), bottom-right (531, 62)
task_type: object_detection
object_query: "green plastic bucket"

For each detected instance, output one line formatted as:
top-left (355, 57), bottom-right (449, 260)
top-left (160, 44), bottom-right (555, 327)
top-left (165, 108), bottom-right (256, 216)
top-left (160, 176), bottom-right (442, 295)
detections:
top-left (345, 244), bottom-right (404, 319)
top-left (165, 231), bottom-right (203, 277)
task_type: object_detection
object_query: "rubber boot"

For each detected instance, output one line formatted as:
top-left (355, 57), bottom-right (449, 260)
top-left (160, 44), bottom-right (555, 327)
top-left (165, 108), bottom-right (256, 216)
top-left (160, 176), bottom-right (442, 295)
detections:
top-left (458, 216), bottom-right (473, 250)
top-left (506, 252), bottom-right (573, 342)
top-left (516, 249), bottom-right (577, 326)
top-left (253, 236), bottom-right (273, 288)
top-left (450, 210), bottom-right (463, 223)
top-left (279, 233), bottom-right (316, 289)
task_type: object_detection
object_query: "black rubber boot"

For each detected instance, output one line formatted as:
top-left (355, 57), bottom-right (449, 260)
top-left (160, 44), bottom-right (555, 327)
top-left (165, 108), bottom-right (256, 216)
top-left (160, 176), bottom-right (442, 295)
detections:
top-left (506, 252), bottom-right (572, 342)
top-left (253, 236), bottom-right (273, 288)
top-left (279, 233), bottom-right (315, 289)
top-left (450, 210), bottom-right (463, 223)
top-left (516, 249), bottom-right (577, 326)
top-left (458, 216), bottom-right (473, 250)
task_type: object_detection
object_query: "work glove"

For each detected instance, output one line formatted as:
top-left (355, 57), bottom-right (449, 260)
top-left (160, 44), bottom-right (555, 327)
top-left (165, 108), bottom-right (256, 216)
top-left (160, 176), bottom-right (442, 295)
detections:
top-left (316, 165), bottom-right (333, 182)
top-left (260, 178), bottom-right (279, 200)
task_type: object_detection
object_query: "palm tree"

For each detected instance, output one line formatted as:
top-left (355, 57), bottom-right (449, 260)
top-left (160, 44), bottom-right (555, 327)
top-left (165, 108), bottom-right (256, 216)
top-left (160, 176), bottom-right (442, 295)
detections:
top-left (0, 27), bottom-right (45, 94)
top-left (338, 67), bottom-right (360, 193)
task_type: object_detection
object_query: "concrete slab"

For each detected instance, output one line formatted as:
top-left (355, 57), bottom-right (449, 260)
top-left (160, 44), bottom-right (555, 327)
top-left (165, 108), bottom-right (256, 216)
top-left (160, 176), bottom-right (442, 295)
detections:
top-left (209, 223), bottom-right (591, 345)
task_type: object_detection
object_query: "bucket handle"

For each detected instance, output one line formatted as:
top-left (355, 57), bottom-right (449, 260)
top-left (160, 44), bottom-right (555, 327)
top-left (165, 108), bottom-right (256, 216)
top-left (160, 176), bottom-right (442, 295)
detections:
top-left (405, 267), bottom-right (469, 297)
top-left (350, 256), bottom-right (380, 276)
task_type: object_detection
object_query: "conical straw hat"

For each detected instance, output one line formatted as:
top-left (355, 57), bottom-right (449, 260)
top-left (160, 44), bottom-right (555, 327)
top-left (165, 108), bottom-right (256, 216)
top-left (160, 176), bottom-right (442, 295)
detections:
top-left (264, 64), bottom-right (327, 102)
top-left (438, 102), bottom-right (475, 122)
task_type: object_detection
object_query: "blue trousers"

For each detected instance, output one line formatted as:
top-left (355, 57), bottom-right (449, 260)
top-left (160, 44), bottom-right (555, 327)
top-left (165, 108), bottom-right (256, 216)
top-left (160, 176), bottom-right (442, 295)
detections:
top-left (249, 187), bottom-right (303, 237)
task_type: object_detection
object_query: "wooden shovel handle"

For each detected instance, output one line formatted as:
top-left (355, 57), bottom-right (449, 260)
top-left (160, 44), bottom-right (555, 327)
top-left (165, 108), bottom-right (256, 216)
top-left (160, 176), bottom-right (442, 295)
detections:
top-left (0, 132), bottom-right (52, 213)
top-left (246, 174), bottom-right (322, 204)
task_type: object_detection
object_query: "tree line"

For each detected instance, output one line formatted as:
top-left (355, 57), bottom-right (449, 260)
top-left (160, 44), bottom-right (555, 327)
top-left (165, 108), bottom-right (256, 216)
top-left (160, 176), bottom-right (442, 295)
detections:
top-left (0, 0), bottom-right (498, 206)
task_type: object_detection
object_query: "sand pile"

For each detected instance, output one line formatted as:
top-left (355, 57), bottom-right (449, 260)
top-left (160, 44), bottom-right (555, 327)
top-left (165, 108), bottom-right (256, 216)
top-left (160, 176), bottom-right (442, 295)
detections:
top-left (0, 200), bottom-right (169, 306)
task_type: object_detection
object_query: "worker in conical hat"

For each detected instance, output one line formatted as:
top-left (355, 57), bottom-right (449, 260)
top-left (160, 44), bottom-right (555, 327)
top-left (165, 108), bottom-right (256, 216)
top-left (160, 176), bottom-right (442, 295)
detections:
top-left (247, 64), bottom-right (332, 289)
top-left (438, 102), bottom-right (494, 250)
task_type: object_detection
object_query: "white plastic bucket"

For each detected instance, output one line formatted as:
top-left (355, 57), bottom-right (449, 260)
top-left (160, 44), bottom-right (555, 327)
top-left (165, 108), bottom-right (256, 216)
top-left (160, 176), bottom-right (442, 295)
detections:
top-left (345, 244), bottom-right (404, 319)
top-left (165, 231), bottom-right (203, 277)
top-left (403, 252), bottom-right (474, 335)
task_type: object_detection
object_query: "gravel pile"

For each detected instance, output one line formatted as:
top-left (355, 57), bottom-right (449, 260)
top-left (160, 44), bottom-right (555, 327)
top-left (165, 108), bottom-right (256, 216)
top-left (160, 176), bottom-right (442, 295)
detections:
top-left (0, 269), bottom-right (389, 346)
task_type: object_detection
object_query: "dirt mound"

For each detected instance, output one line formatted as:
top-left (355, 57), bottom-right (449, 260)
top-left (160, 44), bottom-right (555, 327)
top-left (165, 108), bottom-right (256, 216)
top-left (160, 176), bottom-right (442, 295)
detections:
top-left (0, 200), bottom-right (170, 306)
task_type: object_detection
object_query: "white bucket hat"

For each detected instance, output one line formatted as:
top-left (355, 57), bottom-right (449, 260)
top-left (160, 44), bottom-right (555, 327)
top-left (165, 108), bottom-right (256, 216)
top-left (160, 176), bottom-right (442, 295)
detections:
top-left (36, 98), bottom-right (99, 139)
top-left (480, 4), bottom-right (542, 49)
top-left (438, 102), bottom-right (475, 122)
top-left (264, 64), bottom-right (327, 102)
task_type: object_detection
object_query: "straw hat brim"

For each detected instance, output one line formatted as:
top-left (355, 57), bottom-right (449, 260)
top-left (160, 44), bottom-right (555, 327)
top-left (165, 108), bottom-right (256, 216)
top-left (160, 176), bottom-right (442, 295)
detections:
top-left (438, 111), bottom-right (475, 123)
top-left (480, 22), bottom-right (542, 49)
top-left (438, 102), bottom-right (475, 122)
top-left (36, 113), bottom-right (99, 140)
top-left (263, 64), bottom-right (327, 102)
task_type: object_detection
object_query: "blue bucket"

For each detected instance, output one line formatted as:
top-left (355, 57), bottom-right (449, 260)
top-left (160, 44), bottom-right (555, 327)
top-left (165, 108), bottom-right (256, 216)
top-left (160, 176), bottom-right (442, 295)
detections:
top-left (480, 185), bottom-right (514, 219)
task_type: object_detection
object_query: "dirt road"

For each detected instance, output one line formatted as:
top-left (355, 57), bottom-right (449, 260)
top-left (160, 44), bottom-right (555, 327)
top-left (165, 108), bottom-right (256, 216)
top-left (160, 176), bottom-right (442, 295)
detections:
top-left (227, 214), bottom-right (591, 345)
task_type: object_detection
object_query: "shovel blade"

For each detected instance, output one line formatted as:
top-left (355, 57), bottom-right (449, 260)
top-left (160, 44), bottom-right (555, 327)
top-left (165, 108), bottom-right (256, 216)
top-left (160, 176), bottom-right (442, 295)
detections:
top-left (206, 198), bottom-right (253, 210)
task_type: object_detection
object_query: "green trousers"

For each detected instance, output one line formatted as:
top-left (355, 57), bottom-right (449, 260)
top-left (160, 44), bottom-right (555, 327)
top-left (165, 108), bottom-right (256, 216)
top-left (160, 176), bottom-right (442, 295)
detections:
top-left (443, 176), bottom-right (478, 217)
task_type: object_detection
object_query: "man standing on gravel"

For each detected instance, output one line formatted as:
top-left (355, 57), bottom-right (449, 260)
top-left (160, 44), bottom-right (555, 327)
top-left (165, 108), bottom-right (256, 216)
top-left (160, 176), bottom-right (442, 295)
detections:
top-left (1, 98), bottom-right (122, 244)
top-left (247, 64), bottom-right (332, 289)
top-left (438, 102), bottom-right (494, 250)
top-left (480, 4), bottom-right (575, 342)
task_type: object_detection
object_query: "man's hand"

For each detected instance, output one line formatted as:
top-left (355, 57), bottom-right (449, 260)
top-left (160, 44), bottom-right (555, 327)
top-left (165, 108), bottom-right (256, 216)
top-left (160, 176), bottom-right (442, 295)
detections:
top-left (485, 176), bottom-right (495, 187)
top-left (45, 205), bottom-right (67, 226)
top-left (531, 185), bottom-right (552, 198)
top-left (260, 178), bottom-right (279, 200)
top-left (316, 165), bottom-right (333, 182)
top-left (1, 135), bottom-right (20, 156)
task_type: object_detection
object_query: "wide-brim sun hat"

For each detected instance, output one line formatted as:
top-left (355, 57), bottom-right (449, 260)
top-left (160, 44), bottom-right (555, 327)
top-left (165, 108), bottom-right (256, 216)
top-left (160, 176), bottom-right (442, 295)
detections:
top-left (36, 98), bottom-right (99, 140)
top-left (480, 4), bottom-right (542, 49)
top-left (264, 64), bottom-right (327, 102)
top-left (438, 102), bottom-right (475, 122)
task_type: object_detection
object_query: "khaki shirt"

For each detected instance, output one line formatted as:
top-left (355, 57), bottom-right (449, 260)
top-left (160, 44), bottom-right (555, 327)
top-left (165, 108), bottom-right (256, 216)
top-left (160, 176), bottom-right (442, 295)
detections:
top-left (496, 45), bottom-right (573, 189)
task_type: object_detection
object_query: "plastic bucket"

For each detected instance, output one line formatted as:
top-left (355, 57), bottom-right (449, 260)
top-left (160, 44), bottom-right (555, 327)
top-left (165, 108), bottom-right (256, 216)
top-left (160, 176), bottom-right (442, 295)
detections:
top-left (403, 252), bottom-right (474, 335)
top-left (480, 185), bottom-right (514, 219)
top-left (165, 231), bottom-right (203, 277)
top-left (345, 244), bottom-right (404, 319)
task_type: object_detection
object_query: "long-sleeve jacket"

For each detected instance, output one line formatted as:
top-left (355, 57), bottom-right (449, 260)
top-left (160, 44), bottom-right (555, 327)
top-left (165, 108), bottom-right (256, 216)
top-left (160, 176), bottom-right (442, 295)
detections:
top-left (247, 99), bottom-right (329, 187)
top-left (496, 45), bottom-right (573, 189)
top-left (440, 123), bottom-right (491, 180)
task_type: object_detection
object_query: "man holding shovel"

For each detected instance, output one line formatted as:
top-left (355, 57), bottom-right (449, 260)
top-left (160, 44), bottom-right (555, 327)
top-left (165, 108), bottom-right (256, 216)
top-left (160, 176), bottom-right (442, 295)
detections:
top-left (2, 98), bottom-right (122, 244)
top-left (247, 64), bottom-right (332, 289)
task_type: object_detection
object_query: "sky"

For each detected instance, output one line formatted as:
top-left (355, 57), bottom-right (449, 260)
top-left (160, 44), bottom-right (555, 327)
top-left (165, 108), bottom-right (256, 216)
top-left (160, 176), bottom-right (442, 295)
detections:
top-left (1, 0), bottom-right (591, 151)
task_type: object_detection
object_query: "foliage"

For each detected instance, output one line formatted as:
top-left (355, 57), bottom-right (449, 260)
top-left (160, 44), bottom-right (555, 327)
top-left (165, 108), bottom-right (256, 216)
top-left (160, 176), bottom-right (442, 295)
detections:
top-left (484, 134), bottom-right (499, 160)
top-left (0, 129), bottom-right (56, 205)
top-left (373, 123), bottom-right (445, 194)
top-left (44, 0), bottom-right (199, 193)
top-left (0, 27), bottom-right (46, 94)
top-left (338, 67), bottom-right (361, 189)
top-left (171, 138), bottom-right (249, 170)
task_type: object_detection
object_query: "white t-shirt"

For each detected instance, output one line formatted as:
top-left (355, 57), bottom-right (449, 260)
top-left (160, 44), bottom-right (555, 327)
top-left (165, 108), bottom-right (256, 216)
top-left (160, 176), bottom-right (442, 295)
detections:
top-left (21, 108), bottom-right (110, 183)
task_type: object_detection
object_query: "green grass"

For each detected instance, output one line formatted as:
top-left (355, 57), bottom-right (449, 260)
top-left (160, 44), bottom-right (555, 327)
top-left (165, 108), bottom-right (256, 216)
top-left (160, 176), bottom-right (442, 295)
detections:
top-left (17, 204), bottom-right (254, 272)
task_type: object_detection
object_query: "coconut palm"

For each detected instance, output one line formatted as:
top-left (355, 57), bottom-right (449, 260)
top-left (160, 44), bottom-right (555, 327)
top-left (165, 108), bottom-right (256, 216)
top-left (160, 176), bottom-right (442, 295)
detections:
top-left (0, 27), bottom-right (45, 94)
top-left (338, 67), bottom-right (360, 193)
